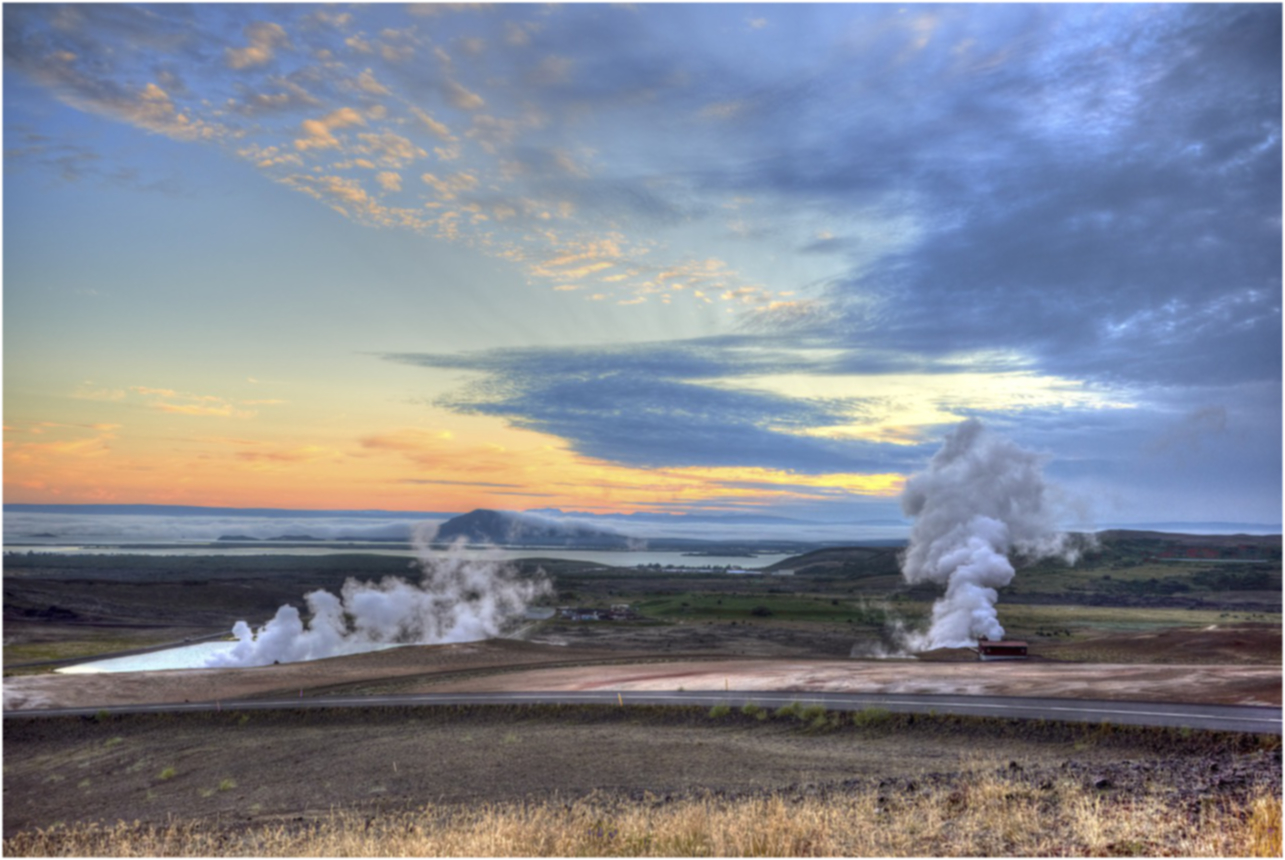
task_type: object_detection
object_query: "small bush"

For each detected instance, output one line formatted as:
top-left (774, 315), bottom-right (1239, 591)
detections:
top-left (774, 702), bottom-right (801, 720)
top-left (217, 779), bottom-right (236, 792)
top-left (799, 704), bottom-right (827, 722)
top-left (708, 704), bottom-right (731, 719)
top-left (853, 707), bottom-right (893, 729)
top-left (158, 767), bottom-right (176, 781)
top-left (740, 703), bottom-right (764, 718)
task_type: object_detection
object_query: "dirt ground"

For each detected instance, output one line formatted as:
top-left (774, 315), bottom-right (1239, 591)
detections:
top-left (396, 657), bottom-right (1283, 706)
top-left (4, 704), bottom-right (1280, 839)
top-left (4, 637), bottom-right (1280, 711)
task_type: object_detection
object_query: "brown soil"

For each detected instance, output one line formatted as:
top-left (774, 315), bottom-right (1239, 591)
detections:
top-left (4, 704), bottom-right (1279, 839)
top-left (5, 637), bottom-right (1280, 711)
top-left (2, 640), bottom-right (649, 710)
top-left (1040, 623), bottom-right (1283, 664)
top-left (396, 658), bottom-right (1283, 707)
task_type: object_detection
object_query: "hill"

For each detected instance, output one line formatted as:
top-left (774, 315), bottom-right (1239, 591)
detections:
top-left (763, 530), bottom-right (1282, 610)
top-left (433, 509), bottom-right (633, 548)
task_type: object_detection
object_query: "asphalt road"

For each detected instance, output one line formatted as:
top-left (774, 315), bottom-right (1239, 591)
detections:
top-left (5, 690), bottom-right (1280, 734)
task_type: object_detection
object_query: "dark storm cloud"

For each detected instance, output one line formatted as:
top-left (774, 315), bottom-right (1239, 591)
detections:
top-left (384, 344), bottom-right (928, 474)
top-left (689, 4), bottom-right (1282, 389)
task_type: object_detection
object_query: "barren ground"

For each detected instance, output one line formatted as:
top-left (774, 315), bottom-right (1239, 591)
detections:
top-left (4, 703), bottom-right (1280, 840)
top-left (4, 634), bottom-right (1280, 712)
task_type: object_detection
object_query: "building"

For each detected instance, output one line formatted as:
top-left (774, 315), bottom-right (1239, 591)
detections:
top-left (977, 638), bottom-right (1029, 661)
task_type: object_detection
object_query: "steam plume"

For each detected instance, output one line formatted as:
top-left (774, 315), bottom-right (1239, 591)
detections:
top-left (899, 419), bottom-right (1077, 650)
top-left (204, 525), bottom-right (550, 668)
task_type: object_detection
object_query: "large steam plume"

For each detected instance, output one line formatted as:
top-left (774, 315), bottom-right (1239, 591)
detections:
top-left (204, 525), bottom-right (550, 668)
top-left (899, 419), bottom-right (1078, 651)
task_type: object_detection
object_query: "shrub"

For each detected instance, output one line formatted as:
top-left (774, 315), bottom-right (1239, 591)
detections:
top-left (158, 767), bottom-right (176, 781)
top-left (774, 702), bottom-right (802, 720)
top-left (799, 704), bottom-right (827, 722)
top-left (740, 702), bottom-right (764, 718)
top-left (708, 704), bottom-right (731, 719)
top-left (852, 707), bottom-right (893, 728)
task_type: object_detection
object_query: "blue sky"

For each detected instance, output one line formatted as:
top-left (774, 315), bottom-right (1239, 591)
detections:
top-left (4, 3), bottom-right (1281, 525)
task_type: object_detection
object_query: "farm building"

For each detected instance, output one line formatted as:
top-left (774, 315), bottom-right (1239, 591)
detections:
top-left (976, 638), bottom-right (1029, 661)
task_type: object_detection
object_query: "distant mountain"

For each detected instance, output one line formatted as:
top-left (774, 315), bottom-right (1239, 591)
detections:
top-left (434, 509), bottom-right (632, 548)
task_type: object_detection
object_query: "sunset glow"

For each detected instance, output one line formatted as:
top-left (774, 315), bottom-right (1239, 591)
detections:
top-left (4, 3), bottom-right (1279, 526)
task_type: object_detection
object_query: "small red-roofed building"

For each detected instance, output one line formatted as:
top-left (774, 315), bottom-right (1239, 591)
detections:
top-left (977, 638), bottom-right (1029, 661)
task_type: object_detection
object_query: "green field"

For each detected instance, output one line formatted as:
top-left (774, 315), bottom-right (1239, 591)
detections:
top-left (635, 592), bottom-right (899, 625)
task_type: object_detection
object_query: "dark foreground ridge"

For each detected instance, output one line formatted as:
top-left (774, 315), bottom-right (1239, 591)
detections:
top-left (4, 701), bottom-right (1280, 845)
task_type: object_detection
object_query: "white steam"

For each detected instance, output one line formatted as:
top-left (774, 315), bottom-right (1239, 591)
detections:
top-left (899, 419), bottom-right (1078, 651)
top-left (204, 525), bottom-right (550, 668)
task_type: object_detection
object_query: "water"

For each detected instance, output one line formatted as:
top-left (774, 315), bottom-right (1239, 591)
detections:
top-left (8, 544), bottom-right (795, 570)
top-left (55, 640), bottom-right (427, 674)
top-left (56, 642), bottom-right (237, 674)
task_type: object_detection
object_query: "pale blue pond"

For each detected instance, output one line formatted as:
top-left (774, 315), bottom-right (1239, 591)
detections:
top-left (57, 641), bottom-right (237, 674)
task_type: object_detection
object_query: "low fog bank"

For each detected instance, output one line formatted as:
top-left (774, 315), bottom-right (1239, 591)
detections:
top-left (5, 510), bottom-right (1276, 551)
top-left (2, 512), bottom-right (446, 545)
top-left (4, 511), bottom-right (903, 546)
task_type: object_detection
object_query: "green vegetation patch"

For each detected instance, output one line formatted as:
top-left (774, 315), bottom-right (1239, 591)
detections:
top-left (2, 636), bottom-right (176, 667)
top-left (999, 604), bottom-right (1280, 637)
top-left (636, 593), bottom-right (888, 624)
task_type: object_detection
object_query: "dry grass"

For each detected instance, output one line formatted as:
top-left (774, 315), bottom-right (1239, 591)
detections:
top-left (6, 773), bottom-right (1279, 857)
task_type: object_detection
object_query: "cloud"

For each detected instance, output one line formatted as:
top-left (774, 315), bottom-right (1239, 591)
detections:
top-left (235, 445), bottom-right (338, 464)
top-left (420, 170), bottom-right (479, 201)
top-left (685, 4), bottom-right (1282, 391)
top-left (231, 77), bottom-right (322, 116)
top-left (444, 79), bottom-right (486, 110)
top-left (5, 4), bottom-right (1277, 523)
top-left (278, 172), bottom-right (433, 230)
top-left (225, 21), bottom-right (290, 70)
top-left (1147, 405), bottom-right (1229, 455)
top-left (354, 68), bottom-right (391, 96)
top-left (383, 344), bottom-right (927, 475)
top-left (303, 10), bottom-right (353, 31)
top-left (410, 107), bottom-right (455, 141)
top-left (5, 423), bottom-right (119, 463)
top-left (5, 42), bottom-right (224, 143)
top-left (293, 106), bottom-right (367, 151)
top-left (356, 131), bottom-right (426, 167)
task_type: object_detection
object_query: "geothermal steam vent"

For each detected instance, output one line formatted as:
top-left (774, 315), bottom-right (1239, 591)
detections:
top-left (206, 529), bottom-right (550, 669)
top-left (899, 419), bottom-right (1080, 652)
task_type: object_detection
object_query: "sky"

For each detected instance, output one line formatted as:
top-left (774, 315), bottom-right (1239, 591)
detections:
top-left (3, 2), bottom-right (1281, 527)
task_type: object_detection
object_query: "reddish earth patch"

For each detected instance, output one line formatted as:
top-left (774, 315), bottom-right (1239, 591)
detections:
top-left (408, 659), bottom-right (1281, 706)
top-left (4, 635), bottom-right (1279, 710)
top-left (1041, 624), bottom-right (1281, 664)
